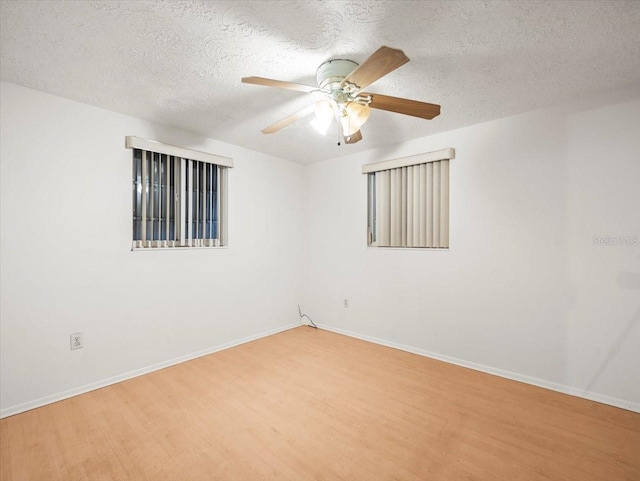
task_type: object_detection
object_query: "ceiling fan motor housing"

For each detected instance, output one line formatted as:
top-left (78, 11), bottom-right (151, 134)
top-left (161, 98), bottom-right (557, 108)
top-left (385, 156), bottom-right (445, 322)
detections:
top-left (316, 59), bottom-right (359, 91)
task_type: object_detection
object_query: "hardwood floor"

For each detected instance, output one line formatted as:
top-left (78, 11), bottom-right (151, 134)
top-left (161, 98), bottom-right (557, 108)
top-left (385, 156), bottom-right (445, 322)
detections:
top-left (1, 326), bottom-right (639, 480)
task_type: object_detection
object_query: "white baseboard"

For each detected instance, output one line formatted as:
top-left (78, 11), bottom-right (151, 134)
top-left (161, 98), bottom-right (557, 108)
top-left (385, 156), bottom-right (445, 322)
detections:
top-left (317, 324), bottom-right (640, 414)
top-left (0, 323), bottom-right (300, 419)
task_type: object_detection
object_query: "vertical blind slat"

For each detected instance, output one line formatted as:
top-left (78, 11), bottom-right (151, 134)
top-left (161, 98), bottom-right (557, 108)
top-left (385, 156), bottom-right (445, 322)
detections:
top-left (412, 166), bottom-right (420, 247)
top-left (159, 154), bottom-right (163, 241)
top-left (375, 172), bottom-right (383, 246)
top-left (426, 162), bottom-right (433, 248)
top-left (384, 171), bottom-right (391, 247)
top-left (390, 169), bottom-right (396, 246)
top-left (201, 162), bottom-right (206, 246)
top-left (389, 169), bottom-right (401, 246)
top-left (418, 164), bottom-right (426, 247)
top-left (179, 158), bottom-right (186, 246)
top-left (173, 157), bottom-right (179, 245)
top-left (194, 161), bottom-right (199, 246)
top-left (401, 167), bottom-right (407, 247)
top-left (216, 166), bottom-right (221, 245)
top-left (432, 161), bottom-right (440, 248)
top-left (187, 159), bottom-right (193, 245)
top-left (165, 155), bottom-right (170, 244)
top-left (440, 160), bottom-right (449, 248)
top-left (371, 173), bottom-right (375, 244)
top-left (206, 163), bottom-right (209, 243)
top-left (406, 166), bottom-right (413, 247)
top-left (196, 161), bottom-right (200, 246)
top-left (208, 163), bottom-right (212, 244)
top-left (395, 169), bottom-right (402, 245)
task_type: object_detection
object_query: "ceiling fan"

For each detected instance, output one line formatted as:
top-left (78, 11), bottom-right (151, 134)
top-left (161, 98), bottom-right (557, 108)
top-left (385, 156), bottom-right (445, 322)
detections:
top-left (241, 46), bottom-right (441, 145)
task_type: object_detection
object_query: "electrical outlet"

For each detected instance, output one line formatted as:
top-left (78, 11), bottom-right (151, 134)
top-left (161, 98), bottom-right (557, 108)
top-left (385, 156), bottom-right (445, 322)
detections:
top-left (343, 299), bottom-right (349, 308)
top-left (70, 333), bottom-right (83, 350)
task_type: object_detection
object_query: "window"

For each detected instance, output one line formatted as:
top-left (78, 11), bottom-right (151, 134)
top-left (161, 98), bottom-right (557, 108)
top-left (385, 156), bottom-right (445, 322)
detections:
top-left (364, 148), bottom-right (454, 248)
top-left (125, 136), bottom-right (233, 249)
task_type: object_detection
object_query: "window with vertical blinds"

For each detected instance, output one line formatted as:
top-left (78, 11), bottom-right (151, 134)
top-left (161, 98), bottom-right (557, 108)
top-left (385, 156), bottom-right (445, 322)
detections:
top-left (125, 136), bottom-right (233, 249)
top-left (363, 148), bottom-right (454, 248)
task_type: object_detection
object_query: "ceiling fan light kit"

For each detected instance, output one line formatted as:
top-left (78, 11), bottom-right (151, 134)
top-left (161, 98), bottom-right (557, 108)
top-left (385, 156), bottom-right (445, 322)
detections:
top-left (241, 46), bottom-right (441, 145)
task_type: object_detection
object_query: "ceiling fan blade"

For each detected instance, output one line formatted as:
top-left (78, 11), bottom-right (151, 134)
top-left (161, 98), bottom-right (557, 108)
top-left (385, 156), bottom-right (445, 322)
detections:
top-left (242, 76), bottom-right (317, 93)
top-left (368, 93), bottom-right (441, 120)
top-left (344, 130), bottom-right (363, 144)
top-left (261, 104), bottom-right (316, 134)
top-left (341, 46), bottom-right (409, 90)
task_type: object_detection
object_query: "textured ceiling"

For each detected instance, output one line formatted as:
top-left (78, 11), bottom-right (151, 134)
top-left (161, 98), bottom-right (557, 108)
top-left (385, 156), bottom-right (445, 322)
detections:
top-left (1, 0), bottom-right (639, 164)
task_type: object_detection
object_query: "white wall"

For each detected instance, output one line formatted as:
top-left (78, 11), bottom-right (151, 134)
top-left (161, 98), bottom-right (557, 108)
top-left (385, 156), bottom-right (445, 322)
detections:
top-left (0, 82), bottom-right (305, 415)
top-left (304, 87), bottom-right (640, 411)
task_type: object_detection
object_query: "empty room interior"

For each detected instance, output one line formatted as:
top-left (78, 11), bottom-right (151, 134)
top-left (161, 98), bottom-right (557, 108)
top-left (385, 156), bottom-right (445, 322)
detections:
top-left (1, 1), bottom-right (640, 480)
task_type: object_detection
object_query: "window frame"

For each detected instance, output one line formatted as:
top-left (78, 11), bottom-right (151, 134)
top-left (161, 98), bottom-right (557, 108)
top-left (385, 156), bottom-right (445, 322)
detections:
top-left (363, 148), bottom-right (454, 249)
top-left (126, 136), bottom-right (233, 250)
